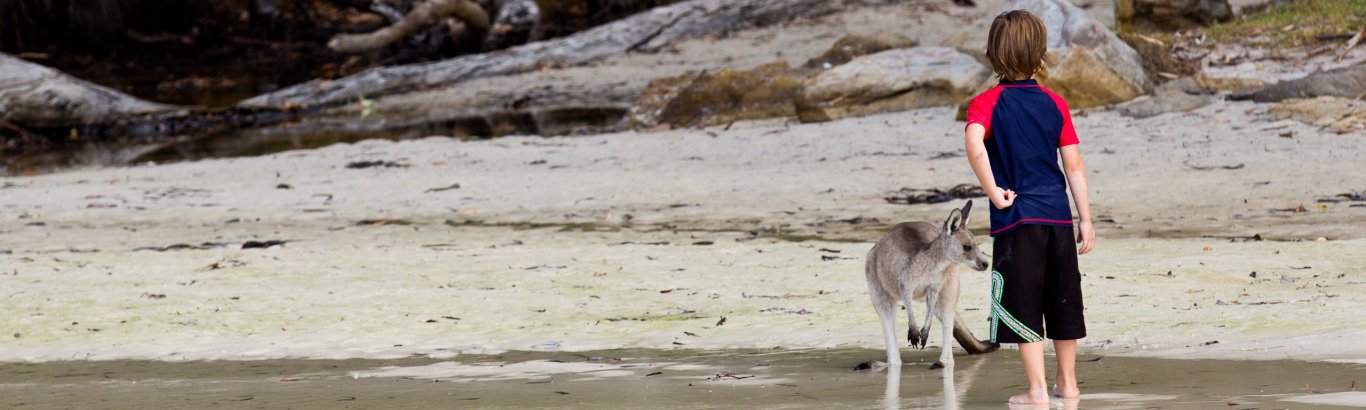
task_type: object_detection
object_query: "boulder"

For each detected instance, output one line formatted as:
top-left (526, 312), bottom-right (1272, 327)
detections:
top-left (1231, 65), bottom-right (1366, 103)
top-left (796, 47), bottom-right (991, 122)
top-left (1115, 0), bottom-right (1233, 29)
top-left (624, 61), bottom-right (812, 128)
top-left (1117, 76), bottom-right (1216, 118)
top-left (942, 0), bottom-right (1152, 109)
top-left (0, 53), bottom-right (179, 128)
top-left (1226, 0), bottom-right (1290, 16)
top-left (802, 33), bottom-right (918, 69)
top-left (1193, 73), bottom-right (1265, 93)
top-left (939, 18), bottom-right (991, 65)
top-left (1268, 97), bottom-right (1366, 135)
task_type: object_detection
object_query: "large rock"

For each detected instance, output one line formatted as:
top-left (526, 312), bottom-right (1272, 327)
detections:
top-left (624, 61), bottom-right (812, 129)
top-left (796, 47), bottom-right (991, 122)
top-left (939, 18), bottom-right (992, 65)
top-left (802, 33), bottom-right (918, 69)
top-left (622, 33), bottom-right (919, 129)
top-left (1115, 0), bottom-right (1233, 29)
top-left (1226, 0), bottom-right (1290, 16)
top-left (243, 0), bottom-right (910, 109)
top-left (1268, 97), bottom-right (1366, 135)
top-left (0, 53), bottom-right (178, 128)
top-left (1117, 76), bottom-right (1216, 118)
top-left (1231, 65), bottom-right (1366, 103)
top-left (942, 0), bottom-right (1152, 109)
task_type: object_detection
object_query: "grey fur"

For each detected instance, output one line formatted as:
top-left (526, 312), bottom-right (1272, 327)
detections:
top-left (864, 200), bottom-right (997, 368)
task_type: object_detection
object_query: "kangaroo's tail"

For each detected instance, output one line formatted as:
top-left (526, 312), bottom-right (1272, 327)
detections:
top-left (953, 312), bottom-right (1001, 354)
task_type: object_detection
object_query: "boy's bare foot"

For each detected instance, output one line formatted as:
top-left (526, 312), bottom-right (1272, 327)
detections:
top-left (1008, 390), bottom-right (1050, 405)
top-left (1052, 384), bottom-right (1081, 399)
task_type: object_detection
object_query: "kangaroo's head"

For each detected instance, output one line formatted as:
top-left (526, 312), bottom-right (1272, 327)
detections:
top-left (942, 200), bottom-right (989, 271)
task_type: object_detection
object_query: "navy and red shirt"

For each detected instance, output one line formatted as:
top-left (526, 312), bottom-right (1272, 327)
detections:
top-left (965, 78), bottom-right (1078, 237)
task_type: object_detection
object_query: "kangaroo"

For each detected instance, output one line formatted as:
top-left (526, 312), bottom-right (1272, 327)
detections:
top-left (865, 200), bottom-right (997, 369)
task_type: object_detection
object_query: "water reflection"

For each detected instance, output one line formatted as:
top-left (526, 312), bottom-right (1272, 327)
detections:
top-left (2, 107), bottom-right (628, 176)
top-left (882, 356), bottom-right (992, 409)
top-left (942, 368), bottom-right (958, 409)
top-left (882, 365), bottom-right (901, 410)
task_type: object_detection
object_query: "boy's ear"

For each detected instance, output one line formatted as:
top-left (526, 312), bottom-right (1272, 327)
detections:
top-left (944, 209), bottom-right (962, 234)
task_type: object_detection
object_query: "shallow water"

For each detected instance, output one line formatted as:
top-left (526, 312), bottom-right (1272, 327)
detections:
top-left (2, 349), bottom-right (1363, 409)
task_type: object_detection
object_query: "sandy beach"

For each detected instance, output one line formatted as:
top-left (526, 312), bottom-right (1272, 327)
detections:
top-left (3, 98), bottom-right (1364, 365)
top-left (3, 0), bottom-right (1366, 407)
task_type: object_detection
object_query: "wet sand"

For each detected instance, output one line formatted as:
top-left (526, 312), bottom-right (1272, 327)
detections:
top-left (3, 348), bottom-right (1364, 409)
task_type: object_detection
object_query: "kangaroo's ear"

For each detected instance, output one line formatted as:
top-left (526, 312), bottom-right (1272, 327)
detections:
top-left (943, 208), bottom-right (962, 234)
top-left (960, 200), bottom-right (973, 228)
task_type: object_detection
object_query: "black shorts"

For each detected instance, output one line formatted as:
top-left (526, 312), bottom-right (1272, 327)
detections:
top-left (990, 224), bottom-right (1087, 344)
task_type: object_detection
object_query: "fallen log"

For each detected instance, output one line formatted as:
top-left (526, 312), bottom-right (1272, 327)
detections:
top-left (0, 52), bottom-right (302, 156)
top-left (0, 53), bottom-right (181, 128)
top-left (242, 0), bottom-right (895, 109)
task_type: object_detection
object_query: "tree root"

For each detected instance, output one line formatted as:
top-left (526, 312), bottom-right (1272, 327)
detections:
top-left (328, 0), bottom-right (491, 53)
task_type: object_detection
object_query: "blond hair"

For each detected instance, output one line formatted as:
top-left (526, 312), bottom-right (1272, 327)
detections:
top-left (986, 10), bottom-right (1057, 81)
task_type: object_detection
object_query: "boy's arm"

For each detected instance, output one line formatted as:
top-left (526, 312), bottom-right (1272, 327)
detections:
top-left (964, 124), bottom-right (1015, 209)
top-left (1059, 145), bottom-right (1094, 254)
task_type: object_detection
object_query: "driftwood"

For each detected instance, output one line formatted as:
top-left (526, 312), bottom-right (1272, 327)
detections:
top-left (0, 53), bottom-right (181, 128)
top-left (0, 53), bottom-right (296, 153)
top-left (1339, 26), bottom-right (1365, 62)
top-left (329, 0), bottom-right (491, 53)
top-left (482, 0), bottom-right (543, 51)
top-left (242, 0), bottom-right (894, 109)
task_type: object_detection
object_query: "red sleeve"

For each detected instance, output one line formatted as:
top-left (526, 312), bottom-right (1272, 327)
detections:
top-left (965, 86), bottom-right (1003, 140)
top-left (1045, 89), bottom-right (1078, 147)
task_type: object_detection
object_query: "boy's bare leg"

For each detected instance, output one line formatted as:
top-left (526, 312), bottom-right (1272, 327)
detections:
top-left (1009, 341), bottom-right (1049, 404)
top-left (1053, 339), bottom-right (1081, 398)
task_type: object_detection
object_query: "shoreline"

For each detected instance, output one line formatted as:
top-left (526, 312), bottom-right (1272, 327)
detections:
top-left (3, 348), bottom-right (1364, 409)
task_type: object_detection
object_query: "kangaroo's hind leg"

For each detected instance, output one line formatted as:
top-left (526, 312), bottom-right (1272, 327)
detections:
top-left (934, 299), bottom-right (955, 369)
top-left (934, 280), bottom-right (961, 369)
top-left (868, 280), bottom-right (901, 365)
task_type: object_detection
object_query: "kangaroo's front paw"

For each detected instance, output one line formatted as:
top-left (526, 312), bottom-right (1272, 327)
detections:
top-left (916, 326), bottom-right (931, 349)
top-left (907, 327), bottom-right (924, 349)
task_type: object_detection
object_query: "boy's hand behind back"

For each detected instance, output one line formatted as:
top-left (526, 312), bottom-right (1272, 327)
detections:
top-left (989, 187), bottom-right (1017, 209)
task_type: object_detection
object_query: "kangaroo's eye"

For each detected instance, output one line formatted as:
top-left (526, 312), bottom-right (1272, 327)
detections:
top-left (962, 245), bottom-right (973, 252)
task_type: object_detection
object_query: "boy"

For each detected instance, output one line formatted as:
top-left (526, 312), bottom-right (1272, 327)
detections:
top-left (962, 10), bottom-right (1095, 405)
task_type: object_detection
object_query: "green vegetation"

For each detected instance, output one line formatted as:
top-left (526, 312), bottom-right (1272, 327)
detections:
top-left (1207, 0), bottom-right (1366, 47)
top-left (1115, 0), bottom-right (1364, 79)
